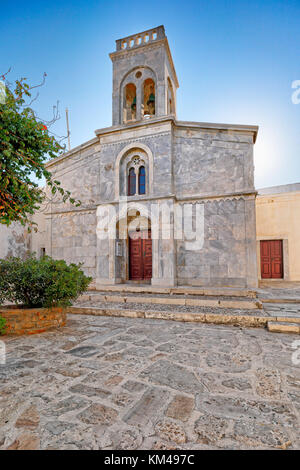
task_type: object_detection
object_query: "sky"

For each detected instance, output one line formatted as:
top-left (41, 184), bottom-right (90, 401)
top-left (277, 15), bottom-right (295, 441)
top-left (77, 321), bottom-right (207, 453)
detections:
top-left (1, 0), bottom-right (300, 189)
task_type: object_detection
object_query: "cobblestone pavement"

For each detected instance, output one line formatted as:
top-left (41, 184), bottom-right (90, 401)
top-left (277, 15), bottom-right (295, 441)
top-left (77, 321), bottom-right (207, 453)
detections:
top-left (0, 314), bottom-right (299, 450)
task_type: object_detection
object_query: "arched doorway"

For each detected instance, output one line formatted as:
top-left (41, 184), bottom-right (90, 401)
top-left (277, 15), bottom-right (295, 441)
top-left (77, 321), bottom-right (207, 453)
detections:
top-left (117, 209), bottom-right (152, 282)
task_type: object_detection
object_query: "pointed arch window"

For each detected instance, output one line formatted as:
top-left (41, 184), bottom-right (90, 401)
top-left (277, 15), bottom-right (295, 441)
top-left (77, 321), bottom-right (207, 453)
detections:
top-left (128, 167), bottom-right (136, 196)
top-left (138, 166), bottom-right (146, 195)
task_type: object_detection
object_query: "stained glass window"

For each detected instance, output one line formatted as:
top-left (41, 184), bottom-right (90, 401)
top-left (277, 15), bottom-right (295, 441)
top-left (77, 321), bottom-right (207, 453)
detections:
top-left (128, 167), bottom-right (136, 195)
top-left (139, 166), bottom-right (146, 194)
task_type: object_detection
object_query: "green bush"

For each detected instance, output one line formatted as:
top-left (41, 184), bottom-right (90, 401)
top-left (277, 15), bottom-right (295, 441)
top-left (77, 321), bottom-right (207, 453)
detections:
top-left (0, 315), bottom-right (6, 335)
top-left (0, 255), bottom-right (92, 308)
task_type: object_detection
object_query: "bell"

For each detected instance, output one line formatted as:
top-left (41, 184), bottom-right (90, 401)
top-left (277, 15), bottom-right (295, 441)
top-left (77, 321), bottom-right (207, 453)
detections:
top-left (131, 96), bottom-right (136, 111)
top-left (147, 93), bottom-right (155, 106)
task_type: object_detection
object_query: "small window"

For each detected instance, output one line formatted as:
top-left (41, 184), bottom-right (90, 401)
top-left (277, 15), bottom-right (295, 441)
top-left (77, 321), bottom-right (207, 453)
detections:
top-left (138, 166), bottom-right (146, 195)
top-left (128, 167), bottom-right (136, 196)
top-left (40, 247), bottom-right (46, 258)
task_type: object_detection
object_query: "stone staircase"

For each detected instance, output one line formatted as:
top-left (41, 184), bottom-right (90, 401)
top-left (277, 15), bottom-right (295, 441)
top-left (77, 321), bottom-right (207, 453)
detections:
top-left (66, 284), bottom-right (300, 334)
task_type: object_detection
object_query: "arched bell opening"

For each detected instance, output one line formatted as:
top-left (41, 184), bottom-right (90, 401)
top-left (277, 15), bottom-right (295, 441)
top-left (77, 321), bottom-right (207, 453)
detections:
top-left (143, 78), bottom-right (155, 118)
top-left (123, 83), bottom-right (136, 123)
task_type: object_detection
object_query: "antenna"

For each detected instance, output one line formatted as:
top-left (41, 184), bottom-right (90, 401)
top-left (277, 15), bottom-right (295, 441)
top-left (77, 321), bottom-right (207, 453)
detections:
top-left (65, 107), bottom-right (71, 151)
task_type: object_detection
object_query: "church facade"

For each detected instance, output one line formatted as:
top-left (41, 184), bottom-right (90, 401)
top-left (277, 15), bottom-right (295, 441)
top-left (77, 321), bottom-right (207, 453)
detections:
top-left (32, 26), bottom-right (259, 288)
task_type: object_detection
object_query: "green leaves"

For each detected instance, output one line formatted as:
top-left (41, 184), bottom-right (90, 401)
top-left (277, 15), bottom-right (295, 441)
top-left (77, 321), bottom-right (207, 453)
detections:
top-left (0, 255), bottom-right (92, 308)
top-left (0, 75), bottom-right (81, 226)
top-left (0, 316), bottom-right (6, 335)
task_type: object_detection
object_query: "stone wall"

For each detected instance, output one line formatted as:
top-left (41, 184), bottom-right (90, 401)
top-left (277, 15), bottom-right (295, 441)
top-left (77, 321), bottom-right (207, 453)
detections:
top-left (177, 197), bottom-right (257, 287)
top-left (50, 210), bottom-right (97, 279)
top-left (0, 306), bottom-right (66, 336)
top-left (0, 222), bottom-right (30, 259)
top-left (174, 128), bottom-right (254, 197)
top-left (173, 125), bottom-right (257, 287)
top-left (47, 140), bottom-right (101, 209)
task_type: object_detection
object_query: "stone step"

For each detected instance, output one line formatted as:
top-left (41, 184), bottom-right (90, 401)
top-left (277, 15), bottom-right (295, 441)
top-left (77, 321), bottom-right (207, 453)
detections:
top-left (90, 285), bottom-right (257, 298)
top-left (267, 321), bottom-right (300, 335)
top-left (261, 298), bottom-right (300, 304)
top-left (67, 305), bottom-right (300, 333)
top-left (68, 305), bottom-right (300, 332)
top-left (78, 293), bottom-right (262, 310)
top-left (68, 305), bottom-right (269, 328)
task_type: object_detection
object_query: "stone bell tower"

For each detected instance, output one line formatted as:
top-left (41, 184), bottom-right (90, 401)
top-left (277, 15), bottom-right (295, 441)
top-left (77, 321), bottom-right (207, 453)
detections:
top-left (109, 25), bottom-right (179, 125)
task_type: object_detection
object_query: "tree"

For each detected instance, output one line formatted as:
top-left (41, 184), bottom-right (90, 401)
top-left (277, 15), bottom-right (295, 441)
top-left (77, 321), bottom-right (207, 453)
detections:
top-left (0, 70), bottom-right (80, 227)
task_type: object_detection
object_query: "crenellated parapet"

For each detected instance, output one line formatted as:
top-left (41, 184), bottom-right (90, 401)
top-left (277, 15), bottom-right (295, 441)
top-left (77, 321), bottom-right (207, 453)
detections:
top-left (115, 26), bottom-right (165, 52)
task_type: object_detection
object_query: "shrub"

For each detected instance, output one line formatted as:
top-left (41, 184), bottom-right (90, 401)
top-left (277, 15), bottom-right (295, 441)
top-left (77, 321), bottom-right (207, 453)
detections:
top-left (0, 255), bottom-right (92, 308)
top-left (0, 315), bottom-right (6, 335)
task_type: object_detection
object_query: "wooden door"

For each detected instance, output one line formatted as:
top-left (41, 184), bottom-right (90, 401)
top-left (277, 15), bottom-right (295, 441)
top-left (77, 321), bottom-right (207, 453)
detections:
top-left (129, 230), bottom-right (152, 280)
top-left (260, 240), bottom-right (283, 279)
top-left (142, 231), bottom-right (152, 279)
top-left (129, 232), bottom-right (143, 280)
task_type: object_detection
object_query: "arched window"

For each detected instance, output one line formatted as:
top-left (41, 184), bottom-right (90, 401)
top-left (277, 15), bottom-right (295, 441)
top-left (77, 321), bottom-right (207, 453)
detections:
top-left (138, 166), bottom-right (146, 195)
top-left (124, 83), bottom-right (136, 123)
top-left (143, 78), bottom-right (155, 117)
top-left (128, 167), bottom-right (136, 196)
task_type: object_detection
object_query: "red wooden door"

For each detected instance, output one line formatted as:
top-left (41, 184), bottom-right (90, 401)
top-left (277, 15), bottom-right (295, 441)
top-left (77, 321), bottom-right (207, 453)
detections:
top-left (143, 231), bottom-right (152, 279)
top-left (129, 232), bottom-right (143, 280)
top-left (260, 240), bottom-right (283, 279)
top-left (129, 230), bottom-right (152, 280)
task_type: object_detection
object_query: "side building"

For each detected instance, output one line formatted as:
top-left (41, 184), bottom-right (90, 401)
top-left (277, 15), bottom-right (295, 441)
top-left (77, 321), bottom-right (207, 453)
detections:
top-left (256, 183), bottom-right (300, 283)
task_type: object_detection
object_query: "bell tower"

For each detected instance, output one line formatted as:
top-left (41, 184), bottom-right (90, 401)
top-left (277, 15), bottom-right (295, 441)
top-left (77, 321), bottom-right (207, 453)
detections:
top-left (109, 25), bottom-right (179, 126)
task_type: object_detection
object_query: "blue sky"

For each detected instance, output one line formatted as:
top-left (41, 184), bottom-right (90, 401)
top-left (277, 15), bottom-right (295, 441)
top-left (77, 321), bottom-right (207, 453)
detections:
top-left (1, 0), bottom-right (300, 188)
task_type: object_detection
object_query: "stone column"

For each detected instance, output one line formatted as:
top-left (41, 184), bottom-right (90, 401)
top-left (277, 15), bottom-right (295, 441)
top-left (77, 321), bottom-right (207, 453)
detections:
top-left (96, 204), bottom-right (121, 288)
top-left (151, 198), bottom-right (176, 287)
top-left (245, 195), bottom-right (258, 288)
top-left (156, 82), bottom-right (166, 117)
top-left (136, 84), bottom-right (142, 121)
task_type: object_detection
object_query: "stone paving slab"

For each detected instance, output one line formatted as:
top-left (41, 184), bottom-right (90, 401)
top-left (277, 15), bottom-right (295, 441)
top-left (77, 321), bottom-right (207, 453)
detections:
top-left (0, 314), bottom-right (299, 450)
